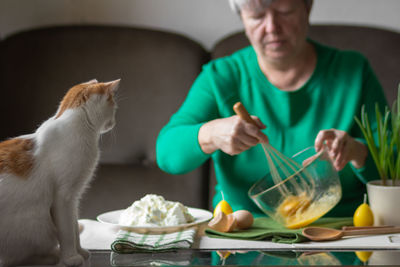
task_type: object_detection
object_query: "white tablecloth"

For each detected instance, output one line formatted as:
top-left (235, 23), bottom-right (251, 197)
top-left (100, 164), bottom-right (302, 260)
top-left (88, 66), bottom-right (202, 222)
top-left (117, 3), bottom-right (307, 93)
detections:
top-left (78, 219), bottom-right (400, 251)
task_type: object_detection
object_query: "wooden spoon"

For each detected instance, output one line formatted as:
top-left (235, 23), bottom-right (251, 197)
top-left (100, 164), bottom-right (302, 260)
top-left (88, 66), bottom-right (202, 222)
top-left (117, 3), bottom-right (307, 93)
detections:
top-left (302, 226), bottom-right (400, 241)
top-left (342, 225), bottom-right (394, 231)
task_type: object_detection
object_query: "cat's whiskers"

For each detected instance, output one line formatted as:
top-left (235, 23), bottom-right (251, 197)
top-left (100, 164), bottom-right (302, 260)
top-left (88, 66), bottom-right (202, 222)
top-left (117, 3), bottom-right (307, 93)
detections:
top-left (114, 93), bottom-right (127, 107)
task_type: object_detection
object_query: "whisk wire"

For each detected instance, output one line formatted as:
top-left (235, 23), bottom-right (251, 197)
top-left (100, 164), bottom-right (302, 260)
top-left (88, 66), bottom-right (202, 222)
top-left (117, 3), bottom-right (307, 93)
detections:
top-left (232, 102), bottom-right (316, 198)
top-left (263, 143), bottom-right (315, 197)
top-left (261, 144), bottom-right (290, 196)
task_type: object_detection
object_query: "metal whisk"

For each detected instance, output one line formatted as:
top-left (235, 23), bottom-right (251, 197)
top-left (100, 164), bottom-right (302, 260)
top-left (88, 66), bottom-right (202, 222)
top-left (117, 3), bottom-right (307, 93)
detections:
top-left (233, 102), bottom-right (315, 197)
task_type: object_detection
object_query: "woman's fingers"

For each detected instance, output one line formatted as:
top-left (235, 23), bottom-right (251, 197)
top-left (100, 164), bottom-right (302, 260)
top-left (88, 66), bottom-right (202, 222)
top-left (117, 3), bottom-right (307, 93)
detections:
top-left (315, 129), bottom-right (352, 171)
top-left (226, 137), bottom-right (250, 155)
top-left (212, 115), bottom-right (268, 155)
top-left (244, 118), bottom-right (268, 143)
top-left (315, 130), bottom-right (335, 151)
top-left (251, 115), bottom-right (267, 129)
top-left (334, 149), bottom-right (347, 170)
top-left (199, 114), bottom-right (269, 156)
top-left (231, 126), bottom-right (259, 148)
top-left (315, 129), bottom-right (369, 171)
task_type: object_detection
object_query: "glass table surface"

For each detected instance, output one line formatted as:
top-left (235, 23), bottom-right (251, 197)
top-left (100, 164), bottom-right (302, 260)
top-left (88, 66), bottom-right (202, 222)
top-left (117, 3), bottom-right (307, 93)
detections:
top-left (89, 249), bottom-right (400, 266)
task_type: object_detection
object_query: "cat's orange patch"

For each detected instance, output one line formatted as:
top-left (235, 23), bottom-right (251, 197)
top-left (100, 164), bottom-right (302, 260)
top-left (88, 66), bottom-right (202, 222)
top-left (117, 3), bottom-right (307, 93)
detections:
top-left (0, 138), bottom-right (35, 178)
top-left (55, 83), bottom-right (114, 119)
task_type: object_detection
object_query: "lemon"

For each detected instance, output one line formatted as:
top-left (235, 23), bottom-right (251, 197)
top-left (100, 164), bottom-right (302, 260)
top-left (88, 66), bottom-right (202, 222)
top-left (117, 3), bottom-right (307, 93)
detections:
top-left (355, 251), bottom-right (372, 263)
top-left (213, 200), bottom-right (233, 217)
top-left (353, 194), bottom-right (374, 227)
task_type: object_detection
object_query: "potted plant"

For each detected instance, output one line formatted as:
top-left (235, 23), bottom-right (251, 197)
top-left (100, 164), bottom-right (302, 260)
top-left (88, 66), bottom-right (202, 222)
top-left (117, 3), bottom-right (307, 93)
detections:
top-left (354, 84), bottom-right (400, 225)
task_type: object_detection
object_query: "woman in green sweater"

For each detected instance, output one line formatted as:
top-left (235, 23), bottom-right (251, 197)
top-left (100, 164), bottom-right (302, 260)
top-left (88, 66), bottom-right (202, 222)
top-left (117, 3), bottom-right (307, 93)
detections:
top-left (156, 0), bottom-right (387, 217)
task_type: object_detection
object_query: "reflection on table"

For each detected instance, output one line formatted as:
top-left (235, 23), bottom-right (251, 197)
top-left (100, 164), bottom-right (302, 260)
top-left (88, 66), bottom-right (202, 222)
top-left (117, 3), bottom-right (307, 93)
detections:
top-left (98, 249), bottom-right (400, 266)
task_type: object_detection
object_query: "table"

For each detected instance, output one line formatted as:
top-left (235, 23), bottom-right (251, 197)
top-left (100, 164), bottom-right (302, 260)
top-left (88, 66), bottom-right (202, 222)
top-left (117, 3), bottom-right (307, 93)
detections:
top-left (87, 249), bottom-right (400, 266)
top-left (79, 219), bottom-right (400, 266)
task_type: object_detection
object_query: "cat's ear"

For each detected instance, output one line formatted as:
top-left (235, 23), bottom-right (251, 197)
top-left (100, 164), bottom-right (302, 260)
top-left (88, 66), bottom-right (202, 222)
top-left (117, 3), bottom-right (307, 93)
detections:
top-left (84, 79), bottom-right (98, 84)
top-left (104, 79), bottom-right (121, 94)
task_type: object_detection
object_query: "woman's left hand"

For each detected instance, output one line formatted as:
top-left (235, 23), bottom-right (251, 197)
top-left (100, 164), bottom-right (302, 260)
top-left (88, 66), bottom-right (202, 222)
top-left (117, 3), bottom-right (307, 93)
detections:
top-left (314, 129), bottom-right (368, 171)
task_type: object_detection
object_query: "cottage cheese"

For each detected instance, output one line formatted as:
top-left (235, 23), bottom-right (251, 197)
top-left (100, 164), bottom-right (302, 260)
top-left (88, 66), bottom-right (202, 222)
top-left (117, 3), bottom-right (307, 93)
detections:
top-left (118, 194), bottom-right (195, 227)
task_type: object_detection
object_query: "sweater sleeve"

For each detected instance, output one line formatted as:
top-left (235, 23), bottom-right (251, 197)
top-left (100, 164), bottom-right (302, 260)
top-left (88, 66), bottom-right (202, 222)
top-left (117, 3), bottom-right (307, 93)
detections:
top-left (156, 64), bottom-right (223, 174)
top-left (351, 57), bottom-right (388, 183)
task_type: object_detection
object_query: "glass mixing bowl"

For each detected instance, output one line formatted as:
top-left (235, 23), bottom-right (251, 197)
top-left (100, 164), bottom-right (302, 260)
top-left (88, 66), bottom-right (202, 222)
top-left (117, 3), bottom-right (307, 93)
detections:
top-left (248, 146), bottom-right (342, 229)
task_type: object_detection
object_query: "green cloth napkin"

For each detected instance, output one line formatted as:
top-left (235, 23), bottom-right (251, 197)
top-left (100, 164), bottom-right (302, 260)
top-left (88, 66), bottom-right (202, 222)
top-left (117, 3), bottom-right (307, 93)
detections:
top-left (111, 228), bottom-right (197, 253)
top-left (205, 217), bottom-right (353, 244)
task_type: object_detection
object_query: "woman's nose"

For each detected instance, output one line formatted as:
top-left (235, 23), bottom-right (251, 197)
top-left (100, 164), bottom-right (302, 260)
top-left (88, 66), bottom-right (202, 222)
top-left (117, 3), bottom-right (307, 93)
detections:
top-left (264, 11), bottom-right (279, 34)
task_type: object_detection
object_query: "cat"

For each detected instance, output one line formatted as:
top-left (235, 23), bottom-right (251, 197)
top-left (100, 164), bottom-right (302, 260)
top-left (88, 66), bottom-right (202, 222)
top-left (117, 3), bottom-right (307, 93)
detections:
top-left (0, 79), bottom-right (120, 267)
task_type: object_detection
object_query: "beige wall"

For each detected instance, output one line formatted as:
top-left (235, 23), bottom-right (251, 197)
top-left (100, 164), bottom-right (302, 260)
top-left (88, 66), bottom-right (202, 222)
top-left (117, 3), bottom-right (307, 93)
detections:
top-left (1, 0), bottom-right (399, 49)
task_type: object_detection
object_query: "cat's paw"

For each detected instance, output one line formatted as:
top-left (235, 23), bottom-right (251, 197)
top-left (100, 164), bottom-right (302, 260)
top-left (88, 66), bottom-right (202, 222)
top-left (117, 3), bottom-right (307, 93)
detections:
top-left (62, 254), bottom-right (84, 266)
top-left (78, 247), bottom-right (90, 259)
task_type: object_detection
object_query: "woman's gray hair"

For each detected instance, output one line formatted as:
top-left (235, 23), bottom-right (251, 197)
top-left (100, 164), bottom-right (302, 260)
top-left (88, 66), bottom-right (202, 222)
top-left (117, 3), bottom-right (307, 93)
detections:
top-left (229, 0), bottom-right (313, 14)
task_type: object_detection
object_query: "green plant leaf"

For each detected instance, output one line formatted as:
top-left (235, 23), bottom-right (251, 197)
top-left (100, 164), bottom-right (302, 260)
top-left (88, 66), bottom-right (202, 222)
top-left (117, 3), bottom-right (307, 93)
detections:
top-left (355, 83), bottom-right (400, 184)
top-left (355, 109), bottom-right (385, 182)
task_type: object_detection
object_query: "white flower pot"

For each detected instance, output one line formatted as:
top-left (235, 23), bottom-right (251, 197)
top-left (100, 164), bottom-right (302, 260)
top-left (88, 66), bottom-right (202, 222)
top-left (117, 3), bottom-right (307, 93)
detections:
top-left (366, 180), bottom-right (400, 226)
top-left (368, 251), bottom-right (400, 265)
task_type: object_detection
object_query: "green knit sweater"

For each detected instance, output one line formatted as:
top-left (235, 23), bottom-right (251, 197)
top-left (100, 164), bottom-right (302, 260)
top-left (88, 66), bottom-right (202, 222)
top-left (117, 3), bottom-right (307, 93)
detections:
top-left (156, 40), bottom-right (387, 217)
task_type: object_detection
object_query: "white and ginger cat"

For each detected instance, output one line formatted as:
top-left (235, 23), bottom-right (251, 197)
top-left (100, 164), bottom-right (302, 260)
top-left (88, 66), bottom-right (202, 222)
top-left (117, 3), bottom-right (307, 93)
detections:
top-left (0, 79), bottom-right (120, 267)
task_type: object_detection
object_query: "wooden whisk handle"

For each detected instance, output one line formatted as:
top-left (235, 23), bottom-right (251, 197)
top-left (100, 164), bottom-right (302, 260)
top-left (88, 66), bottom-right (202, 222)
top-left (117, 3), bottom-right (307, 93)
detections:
top-left (233, 102), bottom-right (258, 126)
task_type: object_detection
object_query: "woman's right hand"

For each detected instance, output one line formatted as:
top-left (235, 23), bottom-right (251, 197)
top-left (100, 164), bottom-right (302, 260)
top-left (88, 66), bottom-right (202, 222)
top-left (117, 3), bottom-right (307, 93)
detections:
top-left (198, 115), bottom-right (268, 155)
